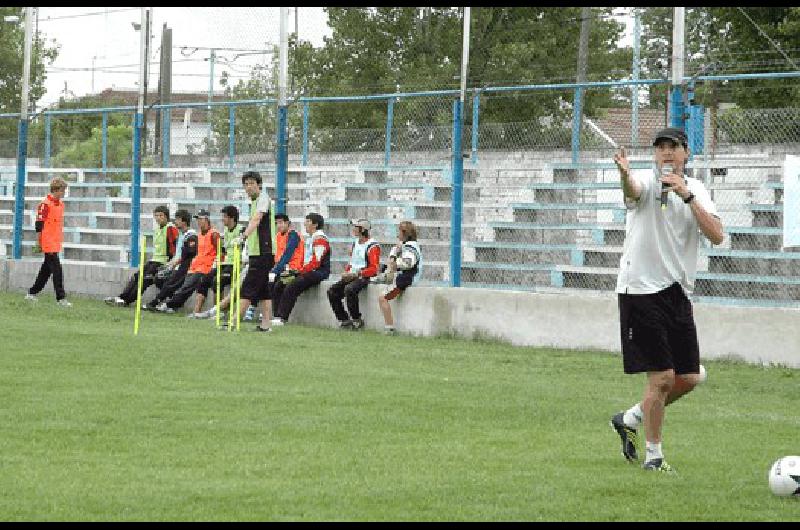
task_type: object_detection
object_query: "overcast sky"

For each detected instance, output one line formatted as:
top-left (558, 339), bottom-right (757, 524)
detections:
top-left (34, 7), bottom-right (634, 108)
top-left (35, 7), bottom-right (330, 107)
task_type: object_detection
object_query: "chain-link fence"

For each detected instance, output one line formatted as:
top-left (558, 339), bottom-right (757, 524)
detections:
top-left (1, 7), bottom-right (799, 306)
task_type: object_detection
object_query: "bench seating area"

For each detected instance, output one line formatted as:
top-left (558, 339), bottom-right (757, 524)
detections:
top-left (1, 161), bottom-right (795, 305)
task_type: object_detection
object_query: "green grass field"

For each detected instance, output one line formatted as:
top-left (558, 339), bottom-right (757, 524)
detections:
top-left (0, 291), bottom-right (797, 521)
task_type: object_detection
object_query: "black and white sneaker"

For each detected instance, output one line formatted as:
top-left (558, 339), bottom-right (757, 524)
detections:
top-left (642, 458), bottom-right (676, 474)
top-left (351, 318), bottom-right (364, 330)
top-left (338, 319), bottom-right (354, 330)
top-left (610, 412), bottom-right (639, 462)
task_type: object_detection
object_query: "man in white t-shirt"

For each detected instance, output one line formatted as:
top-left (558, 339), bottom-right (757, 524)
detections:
top-left (609, 127), bottom-right (724, 474)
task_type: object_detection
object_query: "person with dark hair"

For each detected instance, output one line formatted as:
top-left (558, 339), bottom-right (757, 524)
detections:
top-left (609, 129), bottom-right (723, 474)
top-left (26, 177), bottom-right (71, 306)
top-left (271, 212), bottom-right (330, 326)
top-left (105, 205), bottom-right (179, 307)
top-left (327, 218), bottom-right (381, 330)
top-left (190, 205), bottom-right (242, 319)
top-left (144, 209), bottom-right (197, 310)
top-left (157, 209), bottom-right (220, 313)
top-left (231, 171), bottom-right (274, 331)
top-left (376, 220), bottom-right (422, 335)
top-left (268, 213), bottom-right (305, 313)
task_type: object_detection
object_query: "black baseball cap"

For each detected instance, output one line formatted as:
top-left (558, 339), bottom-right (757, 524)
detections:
top-left (193, 209), bottom-right (211, 219)
top-left (653, 127), bottom-right (688, 147)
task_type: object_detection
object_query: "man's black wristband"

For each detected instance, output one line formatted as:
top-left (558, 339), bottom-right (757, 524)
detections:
top-left (683, 192), bottom-right (695, 204)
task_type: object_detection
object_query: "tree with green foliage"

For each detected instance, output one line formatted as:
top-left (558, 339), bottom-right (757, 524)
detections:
top-left (0, 6), bottom-right (59, 157)
top-left (219, 7), bottom-right (631, 153)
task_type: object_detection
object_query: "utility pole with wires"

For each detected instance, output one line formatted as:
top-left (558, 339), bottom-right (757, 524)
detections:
top-left (449, 6), bottom-right (470, 287)
top-left (130, 7), bottom-right (150, 268)
top-left (275, 6), bottom-right (289, 215)
top-left (12, 6), bottom-right (34, 260)
top-left (571, 6), bottom-right (591, 163)
top-left (669, 7), bottom-right (686, 129)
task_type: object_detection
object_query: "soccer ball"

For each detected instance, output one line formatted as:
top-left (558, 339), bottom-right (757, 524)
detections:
top-left (768, 456), bottom-right (800, 497)
top-left (395, 249), bottom-right (418, 271)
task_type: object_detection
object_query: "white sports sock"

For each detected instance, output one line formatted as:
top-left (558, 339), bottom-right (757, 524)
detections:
top-left (645, 442), bottom-right (663, 462)
top-left (623, 403), bottom-right (643, 429)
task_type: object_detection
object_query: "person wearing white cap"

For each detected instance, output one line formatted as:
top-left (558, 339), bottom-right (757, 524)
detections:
top-left (326, 218), bottom-right (381, 330)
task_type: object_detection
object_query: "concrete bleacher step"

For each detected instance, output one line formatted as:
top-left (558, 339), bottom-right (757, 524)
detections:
top-left (707, 248), bottom-right (800, 277)
top-left (695, 273), bottom-right (800, 301)
top-left (460, 262), bottom-right (554, 286)
top-left (95, 213), bottom-right (152, 230)
top-left (471, 242), bottom-right (578, 266)
top-left (511, 202), bottom-right (626, 224)
top-left (751, 204), bottom-right (782, 228)
top-left (727, 226), bottom-right (782, 252)
top-left (489, 222), bottom-right (626, 246)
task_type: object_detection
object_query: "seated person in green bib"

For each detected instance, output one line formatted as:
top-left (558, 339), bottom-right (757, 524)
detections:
top-left (144, 209), bottom-right (197, 311)
top-left (191, 205), bottom-right (243, 319)
top-left (105, 205), bottom-right (179, 307)
top-left (230, 171), bottom-right (275, 332)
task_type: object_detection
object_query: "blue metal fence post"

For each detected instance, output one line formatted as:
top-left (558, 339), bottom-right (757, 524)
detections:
top-left (275, 103), bottom-right (288, 215)
top-left (130, 111), bottom-right (143, 268)
top-left (301, 101), bottom-right (309, 166)
top-left (12, 120), bottom-right (29, 259)
top-left (471, 89), bottom-right (480, 166)
top-left (162, 107), bottom-right (170, 167)
top-left (44, 114), bottom-right (51, 169)
top-left (571, 86), bottom-right (583, 164)
top-left (669, 86), bottom-right (685, 129)
top-left (101, 112), bottom-right (108, 174)
top-left (449, 98), bottom-right (464, 287)
top-left (384, 97), bottom-right (394, 167)
top-left (228, 105), bottom-right (235, 173)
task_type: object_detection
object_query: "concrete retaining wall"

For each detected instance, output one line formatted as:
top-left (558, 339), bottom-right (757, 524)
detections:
top-left (2, 258), bottom-right (798, 368)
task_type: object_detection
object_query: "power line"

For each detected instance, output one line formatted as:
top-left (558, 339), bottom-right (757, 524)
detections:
top-left (37, 7), bottom-right (140, 23)
top-left (735, 7), bottom-right (799, 70)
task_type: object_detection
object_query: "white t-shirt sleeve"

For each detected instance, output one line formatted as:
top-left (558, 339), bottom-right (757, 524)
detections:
top-left (690, 180), bottom-right (718, 217)
top-left (255, 193), bottom-right (270, 214)
top-left (624, 169), bottom-right (651, 210)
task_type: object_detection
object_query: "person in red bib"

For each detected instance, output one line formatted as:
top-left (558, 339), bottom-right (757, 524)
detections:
top-left (269, 213), bottom-right (305, 313)
top-left (26, 177), bottom-right (71, 307)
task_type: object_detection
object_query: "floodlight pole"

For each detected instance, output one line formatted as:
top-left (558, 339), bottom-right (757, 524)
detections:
top-left (450, 6), bottom-right (470, 287)
top-left (275, 6), bottom-right (289, 215)
top-left (669, 7), bottom-right (686, 129)
top-left (12, 7), bottom-right (33, 260)
top-left (131, 7), bottom-right (149, 268)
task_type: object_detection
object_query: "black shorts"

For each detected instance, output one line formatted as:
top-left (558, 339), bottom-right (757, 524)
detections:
top-left (240, 254), bottom-right (274, 302)
top-left (384, 270), bottom-right (415, 301)
top-left (618, 282), bottom-right (700, 375)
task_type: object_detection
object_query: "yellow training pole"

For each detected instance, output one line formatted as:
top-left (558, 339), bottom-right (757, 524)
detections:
top-left (228, 244), bottom-right (236, 332)
top-left (215, 234), bottom-right (221, 329)
top-left (235, 244), bottom-right (241, 332)
top-left (270, 199), bottom-right (277, 253)
top-left (133, 235), bottom-right (146, 335)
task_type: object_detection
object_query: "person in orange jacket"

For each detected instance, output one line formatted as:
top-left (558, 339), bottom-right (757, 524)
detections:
top-left (26, 177), bottom-right (71, 307)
